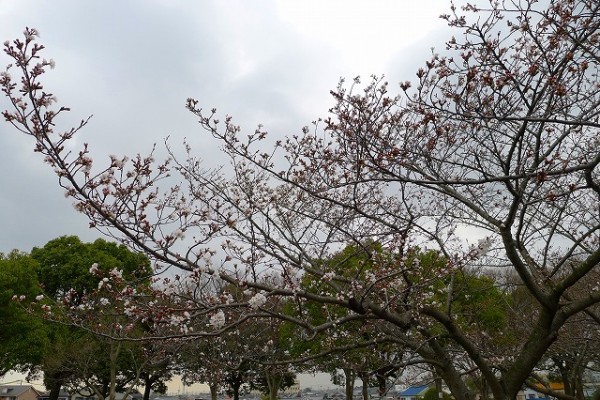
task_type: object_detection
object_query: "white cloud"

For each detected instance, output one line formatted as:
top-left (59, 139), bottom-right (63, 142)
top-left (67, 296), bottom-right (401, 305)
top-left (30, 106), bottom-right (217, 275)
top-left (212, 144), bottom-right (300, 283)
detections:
top-left (276, 0), bottom-right (448, 75)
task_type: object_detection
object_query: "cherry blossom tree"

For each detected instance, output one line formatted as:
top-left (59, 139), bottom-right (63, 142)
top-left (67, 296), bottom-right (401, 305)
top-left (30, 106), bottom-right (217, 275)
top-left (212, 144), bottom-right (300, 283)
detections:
top-left (4, 1), bottom-right (600, 400)
top-left (176, 278), bottom-right (297, 400)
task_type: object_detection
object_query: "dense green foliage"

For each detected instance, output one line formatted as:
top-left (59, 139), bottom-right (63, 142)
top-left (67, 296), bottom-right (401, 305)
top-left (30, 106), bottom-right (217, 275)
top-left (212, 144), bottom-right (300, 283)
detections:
top-left (0, 236), bottom-right (164, 400)
top-left (31, 235), bottom-right (151, 301)
top-left (0, 250), bottom-right (47, 375)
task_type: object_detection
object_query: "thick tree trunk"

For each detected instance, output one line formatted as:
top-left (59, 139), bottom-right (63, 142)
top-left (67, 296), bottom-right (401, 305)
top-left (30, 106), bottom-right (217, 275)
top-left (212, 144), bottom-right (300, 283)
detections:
top-left (426, 341), bottom-right (476, 400)
top-left (47, 379), bottom-right (63, 400)
top-left (500, 310), bottom-right (561, 400)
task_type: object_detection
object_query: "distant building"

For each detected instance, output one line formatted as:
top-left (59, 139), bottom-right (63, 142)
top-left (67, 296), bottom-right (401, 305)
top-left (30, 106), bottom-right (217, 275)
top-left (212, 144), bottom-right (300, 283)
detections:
top-left (0, 385), bottom-right (43, 400)
top-left (69, 388), bottom-right (143, 400)
top-left (117, 391), bottom-right (144, 400)
top-left (38, 389), bottom-right (70, 400)
top-left (517, 382), bottom-right (565, 400)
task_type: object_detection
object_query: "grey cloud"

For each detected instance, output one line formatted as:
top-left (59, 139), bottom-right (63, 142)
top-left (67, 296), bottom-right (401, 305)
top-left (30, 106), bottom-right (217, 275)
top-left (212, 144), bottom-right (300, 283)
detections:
top-left (0, 0), bottom-right (451, 254)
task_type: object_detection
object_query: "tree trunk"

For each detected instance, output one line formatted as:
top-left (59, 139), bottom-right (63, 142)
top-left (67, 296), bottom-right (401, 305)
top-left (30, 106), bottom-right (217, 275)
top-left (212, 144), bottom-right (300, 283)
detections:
top-left (359, 373), bottom-right (369, 400)
top-left (361, 385), bottom-right (368, 400)
top-left (266, 370), bottom-right (283, 400)
top-left (232, 381), bottom-right (241, 400)
top-left (376, 373), bottom-right (387, 397)
top-left (109, 341), bottom-right (121, 400)
top-left (433, 360), bottom-right (475, 400)
top-left (435, 377), bottom-right (443, 400)
top-left (143, 377), bottom-right (153, 400)
top-left (574, 380), bottom-right (585, 400)
top-left (209, 384), bottom-right (218, 400)
top-left (343, 369), bottom-right (355, 400)
top-left (478, 375), bottom-right (490, 400)
top-left (47, 378), bottom-right (63, 400)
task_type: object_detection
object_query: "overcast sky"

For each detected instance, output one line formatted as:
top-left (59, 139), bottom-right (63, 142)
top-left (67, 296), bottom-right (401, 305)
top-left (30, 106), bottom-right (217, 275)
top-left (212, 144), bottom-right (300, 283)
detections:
top-left (1, 0), bottom-right (458, 391)
top-left (0, 0), bottom-right (455, 255)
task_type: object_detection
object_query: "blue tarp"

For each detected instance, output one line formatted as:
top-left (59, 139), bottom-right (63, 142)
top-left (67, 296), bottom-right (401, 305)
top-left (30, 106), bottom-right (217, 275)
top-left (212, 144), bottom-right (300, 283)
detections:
top-left (398, 385), bottom-right (430, 397)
